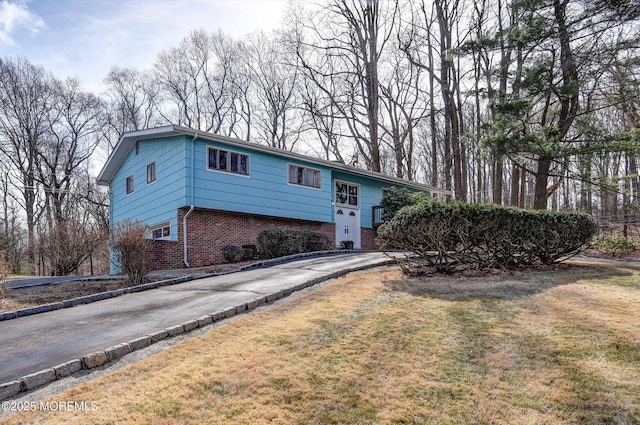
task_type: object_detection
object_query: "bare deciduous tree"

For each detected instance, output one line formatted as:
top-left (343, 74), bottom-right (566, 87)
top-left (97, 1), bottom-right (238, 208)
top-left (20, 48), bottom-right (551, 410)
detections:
top-left (242, 31), bottom-right (305, 151)
top-left (402, 0), bottom-right (467, 200)
top-left (379, 46), bottom-right (429, 180)
top-left (0, 58), bottom-right (55, 273)
top-left (153, 29), bottom-right (248, 137)
top-left (38, 220), bottom-right (103, 276)
top-left (290, 0), bottom-right (400, 172)
top-left (37, 77), bottom-right (106, 224)
top-left (104, 66), bottom-right (161, 147)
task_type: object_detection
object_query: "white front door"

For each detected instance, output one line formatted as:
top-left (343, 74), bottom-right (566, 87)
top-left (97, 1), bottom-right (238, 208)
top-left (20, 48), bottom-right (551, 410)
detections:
top-left (335, 207), bottom-right (361, 248)
top-left (334, 180), bottom-right (361, 248)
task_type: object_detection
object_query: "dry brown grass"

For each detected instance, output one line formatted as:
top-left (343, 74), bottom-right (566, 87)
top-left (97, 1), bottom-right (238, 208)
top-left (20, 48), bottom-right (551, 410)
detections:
top-left (2, 264), bottom-right (640, 424)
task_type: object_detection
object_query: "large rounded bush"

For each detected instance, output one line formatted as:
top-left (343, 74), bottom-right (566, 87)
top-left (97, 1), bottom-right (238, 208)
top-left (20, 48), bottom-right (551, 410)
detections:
top-left (257, 228), bottom-right (331, 259)
top-left (377, 201), bottom-right (598, 273)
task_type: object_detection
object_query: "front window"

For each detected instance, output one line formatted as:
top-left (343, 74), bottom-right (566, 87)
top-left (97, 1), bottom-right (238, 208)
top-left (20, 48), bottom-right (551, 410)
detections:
top-left (289, 164), bottom-right (321, 189)
top-left (207, 147), bottom-right (249, 176)
top-left (335, 181), bottom-right (359, 207)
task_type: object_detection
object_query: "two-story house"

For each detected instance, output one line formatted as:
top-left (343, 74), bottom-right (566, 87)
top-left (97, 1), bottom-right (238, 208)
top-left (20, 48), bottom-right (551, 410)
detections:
top-left (97, 125), bottom-right (449, 271)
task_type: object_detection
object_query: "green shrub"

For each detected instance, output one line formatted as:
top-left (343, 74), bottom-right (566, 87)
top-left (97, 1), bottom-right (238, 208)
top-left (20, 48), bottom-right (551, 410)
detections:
top-left (379, 186), bottom-right (428, 222)
top-left (222, 245), bottom-right (245, 262)
top-left (242, 244), bottom-right (258, 260)
top-left (377, 201), bottom-right (598, 273)
top-left (257, 228), bottom-right (331, 259)
top-left (591, 232), bottom-right (637, 256)
top-left (299, 230), bottom-right (332, 252)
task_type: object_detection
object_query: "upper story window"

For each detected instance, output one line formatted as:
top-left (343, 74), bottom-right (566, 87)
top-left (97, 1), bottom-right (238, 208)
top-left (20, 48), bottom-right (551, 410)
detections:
top-left (207, 147), bottom-right (249, 176)
top-left (335, 181), bottom-right (359, 207)
top-left (288, 164), bottom-right (321, 189)
top-left (126, 174), bottom-right (134, 195)
top-left (147, 162), bottom-right (156, 184)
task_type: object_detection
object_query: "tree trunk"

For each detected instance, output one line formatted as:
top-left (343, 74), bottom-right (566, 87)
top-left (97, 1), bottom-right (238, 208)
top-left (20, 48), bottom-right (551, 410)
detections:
top-left (364, 0), bottom-right (381, 172)
top-left (406, 119), bottom-right (414, 180)
top-left (519, 165), bottom-right (526, 208)
top-left (510, 161), bottom-right (520, 206)
top-left (534, 157), bottom-right (552, 210)
top-left (436, 0), bottom-right (464, 201)
top-left (428, 29), bottom-right (438, 188)
top-left (493, 158), bottom-right (503, 205)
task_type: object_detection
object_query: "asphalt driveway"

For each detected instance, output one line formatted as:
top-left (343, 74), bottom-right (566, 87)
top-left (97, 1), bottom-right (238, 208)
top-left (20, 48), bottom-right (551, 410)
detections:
top-left (0, 252), bottom-right (393, 385)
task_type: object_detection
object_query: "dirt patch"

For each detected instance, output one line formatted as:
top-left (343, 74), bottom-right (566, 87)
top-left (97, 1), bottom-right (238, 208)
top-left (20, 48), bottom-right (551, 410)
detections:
top-left (0, 261), bottom-right (254, 314)
top-left (583, 248), bottom-right (640, 261)
top-left (0, 279), bottom-right (128, 313)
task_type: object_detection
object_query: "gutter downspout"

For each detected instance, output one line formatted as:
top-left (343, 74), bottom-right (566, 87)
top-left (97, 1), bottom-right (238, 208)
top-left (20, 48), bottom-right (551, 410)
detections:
top-left (183, 132), bottom-right (198, 267)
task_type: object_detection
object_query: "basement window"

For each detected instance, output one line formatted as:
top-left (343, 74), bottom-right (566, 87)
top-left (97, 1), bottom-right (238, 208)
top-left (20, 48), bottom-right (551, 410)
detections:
top-left (150, 223), bottom-right (171, 240)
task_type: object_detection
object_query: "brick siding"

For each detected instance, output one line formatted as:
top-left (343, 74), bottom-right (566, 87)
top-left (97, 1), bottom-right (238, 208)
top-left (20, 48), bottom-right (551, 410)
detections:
top-left (361, 228), bottom-right (378, 251)
top-left (179, 208), bottom-right (337, 268)
top-left (150, 239), bottom-right (182, 270)
top-left (148, 207), bottom-right (381, 270)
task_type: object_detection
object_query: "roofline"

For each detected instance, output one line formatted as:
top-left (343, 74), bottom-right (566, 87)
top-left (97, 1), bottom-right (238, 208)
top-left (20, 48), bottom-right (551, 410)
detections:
top-left (96, 126), bottom-right (178, 185)
top-left (96, 125), bottom-right (451, 195)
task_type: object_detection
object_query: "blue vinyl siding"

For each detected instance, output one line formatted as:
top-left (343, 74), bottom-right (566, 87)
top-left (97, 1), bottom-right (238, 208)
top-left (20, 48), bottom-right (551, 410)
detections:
top-left (190, 139), bottom-right (333, 222)
top-left (109, 133), bottom-right (432, 235)
top-left (110, 136), bottom-right (187, 240)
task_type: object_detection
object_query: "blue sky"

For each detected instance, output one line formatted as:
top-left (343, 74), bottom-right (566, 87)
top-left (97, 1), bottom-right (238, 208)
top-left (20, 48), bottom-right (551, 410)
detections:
top-left (0, 0), bottom-right (289, 93)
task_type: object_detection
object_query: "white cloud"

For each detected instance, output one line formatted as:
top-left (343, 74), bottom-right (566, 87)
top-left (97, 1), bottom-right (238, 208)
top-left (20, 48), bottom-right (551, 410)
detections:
top-left (1, 0), bottom-right (288, 93)
top-left (55, 0), bottom-right (288, 93)
top-left (0, 0), bottom-right (44, 45)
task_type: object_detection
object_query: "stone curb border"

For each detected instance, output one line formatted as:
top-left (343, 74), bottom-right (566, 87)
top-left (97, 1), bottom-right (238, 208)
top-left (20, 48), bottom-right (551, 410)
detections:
top-left (0, 257), bottom-right (395, 401)
top-left (0, 250), bottom-right (357, 323)
top-left (0, 275), bottom-right (194, 322)
top-left (237, 249), bottom-right (356, 271)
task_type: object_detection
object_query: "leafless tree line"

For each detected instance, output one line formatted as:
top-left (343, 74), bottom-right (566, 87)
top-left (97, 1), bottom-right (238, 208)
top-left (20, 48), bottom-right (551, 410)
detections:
top-left (0, 58), bottom-right (109, 275)
top-left (104, 0), bottom-right (639, 212)
top-left (1, 0), bottom-right (639, 274)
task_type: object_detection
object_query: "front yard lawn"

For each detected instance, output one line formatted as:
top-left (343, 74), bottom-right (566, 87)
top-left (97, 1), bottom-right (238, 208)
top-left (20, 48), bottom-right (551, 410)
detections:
top-left (2, 263), bottom-right (639, 424)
